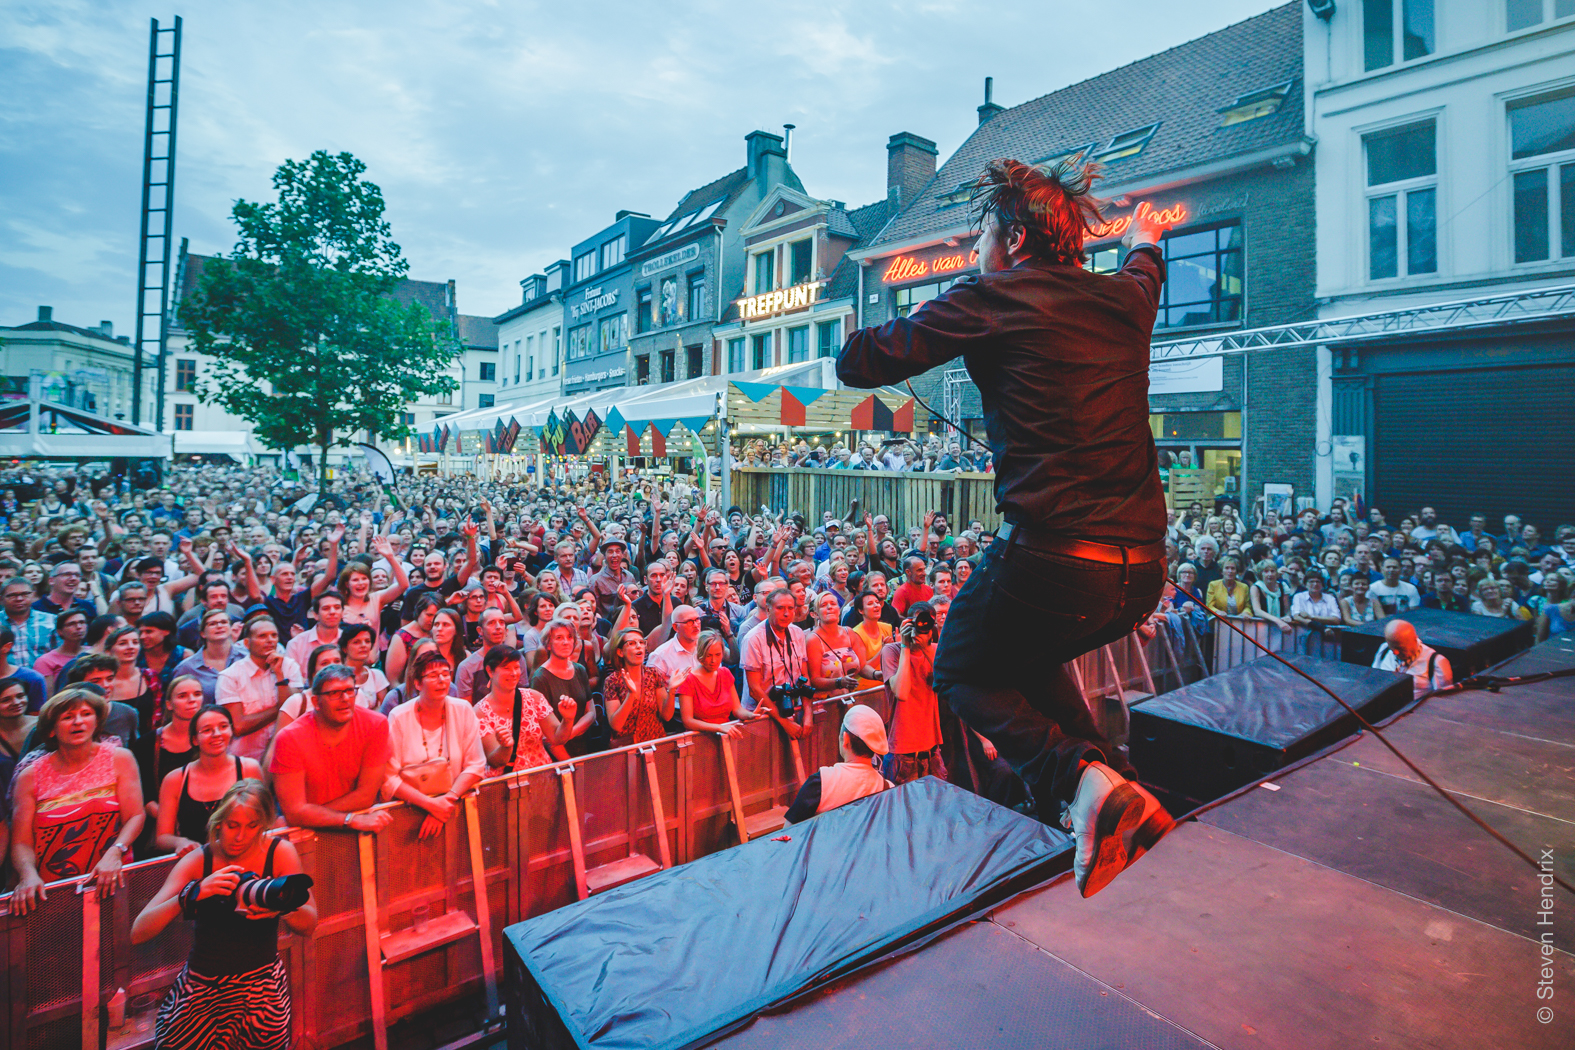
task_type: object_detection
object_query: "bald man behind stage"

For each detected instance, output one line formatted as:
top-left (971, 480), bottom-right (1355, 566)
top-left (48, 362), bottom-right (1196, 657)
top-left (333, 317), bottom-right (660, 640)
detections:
top-left (1373, 619), bottom-right (1453, 697)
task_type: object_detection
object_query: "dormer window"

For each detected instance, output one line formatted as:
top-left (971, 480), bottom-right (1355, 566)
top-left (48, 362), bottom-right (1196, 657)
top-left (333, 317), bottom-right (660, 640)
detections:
top-left (1096, 125), bottom-right (1159, 162)
top-left (1218, 82), bottom-right (1293, 127)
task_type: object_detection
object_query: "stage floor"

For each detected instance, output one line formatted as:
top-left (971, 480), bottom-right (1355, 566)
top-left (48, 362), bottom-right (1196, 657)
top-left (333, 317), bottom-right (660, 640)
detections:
top-left (719, 635), bottom-right (1575, 1050)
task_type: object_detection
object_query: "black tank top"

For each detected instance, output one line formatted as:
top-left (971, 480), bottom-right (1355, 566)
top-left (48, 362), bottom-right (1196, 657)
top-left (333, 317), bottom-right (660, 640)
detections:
top-left (176, 757), bottom-right (243, 846)
top-left (190, 838), bottom-right (282, 976)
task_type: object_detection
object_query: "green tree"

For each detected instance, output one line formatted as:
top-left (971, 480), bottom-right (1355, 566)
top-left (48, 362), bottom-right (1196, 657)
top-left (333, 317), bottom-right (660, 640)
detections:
top-left (179, 150), bottom-right (458, 479)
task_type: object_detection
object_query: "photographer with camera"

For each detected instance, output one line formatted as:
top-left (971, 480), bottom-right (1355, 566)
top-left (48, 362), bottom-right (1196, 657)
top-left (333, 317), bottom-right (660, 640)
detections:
top-left (741, 588), bottom-right (813, 740)
top-left (132, 779), bottom-right (315, 1049)
top-left (883, 601), bottom-right (946, 786)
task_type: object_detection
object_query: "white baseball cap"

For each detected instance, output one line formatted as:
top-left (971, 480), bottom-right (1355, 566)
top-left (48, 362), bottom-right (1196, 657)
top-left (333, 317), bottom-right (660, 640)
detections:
top-left (841, 704), bottom-right (889, 756)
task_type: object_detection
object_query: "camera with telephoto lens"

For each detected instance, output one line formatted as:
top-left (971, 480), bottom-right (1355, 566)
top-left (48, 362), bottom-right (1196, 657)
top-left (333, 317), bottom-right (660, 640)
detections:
top-left (768, 676), bottom-right (815, 718)
top-left (904, 604), bottom-right (937, 648)
top-left (233, 872), bottom-right (314, 914)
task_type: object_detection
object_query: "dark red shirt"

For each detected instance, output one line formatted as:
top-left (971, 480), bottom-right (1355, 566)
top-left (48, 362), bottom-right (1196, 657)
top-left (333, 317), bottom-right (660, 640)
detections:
top-left (838, 248), bottom-right (1167, 546)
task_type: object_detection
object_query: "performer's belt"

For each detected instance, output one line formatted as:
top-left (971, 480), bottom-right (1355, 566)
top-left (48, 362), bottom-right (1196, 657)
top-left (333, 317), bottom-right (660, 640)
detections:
top-left (996, 521), bottom-right (1166, 565)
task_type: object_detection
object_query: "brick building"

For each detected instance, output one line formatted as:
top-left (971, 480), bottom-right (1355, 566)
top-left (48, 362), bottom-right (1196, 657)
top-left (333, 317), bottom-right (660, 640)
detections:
top-left (850, 2), bottom-right (1318, 510)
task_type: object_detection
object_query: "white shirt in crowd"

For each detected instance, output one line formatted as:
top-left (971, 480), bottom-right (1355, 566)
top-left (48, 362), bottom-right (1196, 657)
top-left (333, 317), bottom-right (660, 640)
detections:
top-left (383, 696), bottom-right (487, 800)
top-left (215, 653), bottom-right (305, 760)
top-left (1290, 591), bottom-right (1340, 620)
top-left (1374, 642), bottom-right (1453, 698)
top-left (1368, 580), bottom-right (1422, 614)
top-left (647, 636), bottom-right (700, 691)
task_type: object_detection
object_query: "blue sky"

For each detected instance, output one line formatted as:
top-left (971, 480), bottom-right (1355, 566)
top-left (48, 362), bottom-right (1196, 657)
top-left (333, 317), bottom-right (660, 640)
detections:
top-left (0, 0), bottom-right (1282, 332)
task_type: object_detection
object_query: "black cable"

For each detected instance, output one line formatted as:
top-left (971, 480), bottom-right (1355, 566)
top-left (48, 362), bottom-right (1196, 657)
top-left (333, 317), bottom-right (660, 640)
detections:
top-left (1169, 580), bottom-right (1574, 897)
top-left (911, 376), bottom-right (1572, 896)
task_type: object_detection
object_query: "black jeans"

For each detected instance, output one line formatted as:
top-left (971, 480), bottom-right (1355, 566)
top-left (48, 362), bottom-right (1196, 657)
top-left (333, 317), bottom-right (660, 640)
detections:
top-left (934, 535), bottom-right (1164, 814)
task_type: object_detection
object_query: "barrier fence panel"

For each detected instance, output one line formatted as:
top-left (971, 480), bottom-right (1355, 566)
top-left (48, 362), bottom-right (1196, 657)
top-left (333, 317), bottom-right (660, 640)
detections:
top-left (729, 468), bottom-right (1003, 532)
top-left (1211, 617), bottom-right (1345, 672)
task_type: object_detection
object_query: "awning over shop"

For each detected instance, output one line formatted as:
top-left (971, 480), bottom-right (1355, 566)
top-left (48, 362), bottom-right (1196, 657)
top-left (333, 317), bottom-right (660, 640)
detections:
top-left (418, 358), bottom-right (926, 459)
top-left (173, 431), bottom-right (265, 459)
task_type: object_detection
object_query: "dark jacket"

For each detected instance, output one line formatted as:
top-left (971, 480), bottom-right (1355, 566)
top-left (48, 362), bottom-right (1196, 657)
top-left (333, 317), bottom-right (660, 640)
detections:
top-left (838, 248), bottom-right (1166, 545)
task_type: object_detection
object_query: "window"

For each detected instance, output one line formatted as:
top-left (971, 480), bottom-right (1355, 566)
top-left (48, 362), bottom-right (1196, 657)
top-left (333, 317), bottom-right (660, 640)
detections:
top-left (402, 412), bottom-right (416, 425)
top-left (895, 277), bottom-right (963, 317)
top-left (478, 394), bottom-right (495, 408)
top-left (727, 337), bottom-right (745, 372)
top-left (753, 251), bottom-right (774, 294)
top-left (790, 239), bottom-right (813, 284)
top-left (1218, 82), bottom-right (1293, 127)
top-left (1097, 124), bottom-right (1160, 162)
top-left (637, 288), bottom-right (653, 333)
top-left (635, 354), bottom-right (650, 385)
top-left (568, 323), bottom-right (594, 362)
top-left (552, 327), bottom-right (561, 374)
top-left (175, 358), bottom-right (196, 392)
top-left (1365, 121), bottom-right (1438, 278)
top-left (173, 404), bottom-right (193, 430)
top-left (598, 313), bottom-right (627, 355)
top-left (1507, 0), bottom-right (1575, 33)
top-left (1364, 0), bottom-right (1433, 72)
top-left (600, 235), bottom-right (625, 270)
top-left (658, 276), bottom-right (681, 327)
top-left (816, 320), bottom-right (841, 358)
top-left (751, 332), bottom-right (771, 369)
top-left (1509, 91), bottom-right (1575, 262)
top-left (479, 362), bottom-right (495, 381)
top-left (660, 349), bottom-right (675, 384)
top-left (786, 325), bottom-right (809, 363)
top-left (573, 251), bottom-right (596, 282)
top-left (687, 275), bottom-right (706, 321)
top-left (526, 352), bottom-right (534, 383)
top-left (515, 339), bottom-right (525, 383)
top-left (1154, 223), bottom-right (1244, 329)
top-left (1086, 246), bottom-right (1120, 274)
top-left (686, 344), bottom-right (704, 379)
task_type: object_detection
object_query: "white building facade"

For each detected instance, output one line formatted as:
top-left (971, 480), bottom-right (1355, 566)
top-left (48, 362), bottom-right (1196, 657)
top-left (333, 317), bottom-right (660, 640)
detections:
top-left (1307, 0), bottom-right (1575, 528)
top-left (494, 262), bottom-right (568, 406)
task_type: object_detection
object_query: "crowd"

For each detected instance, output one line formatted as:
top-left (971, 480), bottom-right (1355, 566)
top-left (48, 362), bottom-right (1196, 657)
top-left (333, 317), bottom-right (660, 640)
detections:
top-left (730, 434), bottom-right (994, 473)
top-left (0, 458), bottom-right (1567, 1042)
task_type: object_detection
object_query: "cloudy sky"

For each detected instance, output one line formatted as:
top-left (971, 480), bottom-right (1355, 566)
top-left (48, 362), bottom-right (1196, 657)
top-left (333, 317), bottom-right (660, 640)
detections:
top-left (1, 0), bottom-right (1281, 332)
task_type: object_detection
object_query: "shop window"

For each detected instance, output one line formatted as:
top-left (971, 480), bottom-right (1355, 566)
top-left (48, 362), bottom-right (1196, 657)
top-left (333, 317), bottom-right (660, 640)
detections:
top-left (660, 349), bottom-right (676, 384)
top-left (687, 275), bottom-right (706, 321)
top-left (1086, 247), bottom-right (1120, 274)
top-left (568, 323), bottom-right (594, 362)
top-left (686, 344), bottom-right (704, 379)
top-left (727, 337), bottom-right (745, 373)
top-left (598, 313), bottom-right (627, 354)
top-left (1120, 222), bottom-right (1246, 329)
top-left (175, 358), bottom-right (196, 392)
top-left (1365, 121), bottom-right (1437, 279)
top-left (1364, 0), bottom-right (1433, 71)
top-left (174, 404), bottom-right (193, 430)
top-left (790, 239), bottom-right (813, 284)
top-left (751, 332), bottom-right (771, 370)
top-left (637, 288), bottom-right (653, 333)
top-left (1509, 90), bottom-right (1575, 262)
top-left (816, 320), bottom-right (841, 358)
top-left (787, 325), bottom-right (809, 363)
top-left (1506, 0), bottom-right (1575, 33)
top-left (895, 276), bottom-right (963, 317)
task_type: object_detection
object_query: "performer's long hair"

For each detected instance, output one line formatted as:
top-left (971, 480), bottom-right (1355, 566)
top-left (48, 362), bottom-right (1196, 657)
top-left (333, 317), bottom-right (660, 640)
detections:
top-left (970, 157), bottom-right (1109, 266)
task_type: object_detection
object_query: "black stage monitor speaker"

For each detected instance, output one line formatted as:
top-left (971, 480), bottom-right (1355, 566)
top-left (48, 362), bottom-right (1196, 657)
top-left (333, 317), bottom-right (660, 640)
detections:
top-left (1129, 654), bottom-right (1412, 812)
top-left (1339, 607), bottom-right (1533, 677)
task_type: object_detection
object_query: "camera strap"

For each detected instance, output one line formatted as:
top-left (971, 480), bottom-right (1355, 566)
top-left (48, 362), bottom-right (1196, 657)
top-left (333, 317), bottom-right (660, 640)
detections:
top-left (509, 687), bottom-right (523, 768)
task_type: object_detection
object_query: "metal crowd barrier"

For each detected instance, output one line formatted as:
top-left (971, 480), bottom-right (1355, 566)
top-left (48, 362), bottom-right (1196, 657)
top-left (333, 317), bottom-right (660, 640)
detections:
top-left (1210, 616), bottom-right (1344, 672)
top-left (0, 686), bottom-right (887, 1050)
top-left (0, 628), bottom-right (1195, 1050)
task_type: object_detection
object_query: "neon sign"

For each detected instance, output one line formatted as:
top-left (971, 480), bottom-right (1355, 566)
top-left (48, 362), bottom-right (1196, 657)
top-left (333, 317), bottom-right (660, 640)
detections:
top-left (1089, 201), bottom-right (1189, 240)
top-left (881, 248), bottom-right (978, 284)
top-left (737, 280), bottom-right (825, 321)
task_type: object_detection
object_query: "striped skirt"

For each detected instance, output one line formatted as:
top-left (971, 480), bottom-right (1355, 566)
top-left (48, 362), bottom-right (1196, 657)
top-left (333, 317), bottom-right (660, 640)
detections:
top-left (154, 956), bottom-right (290, 1050)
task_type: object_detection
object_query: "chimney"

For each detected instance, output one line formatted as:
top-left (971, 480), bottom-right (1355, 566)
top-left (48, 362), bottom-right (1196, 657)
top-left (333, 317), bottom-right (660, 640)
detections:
top-left (37, 306), bottom-right (52, 322)
top-left (977, 76), bottom-right (1004, 124)
top-left (886, 132), bottom-right (938, 209)
top-left (783, 124), bottom-right (796, 161)
top-left (98, 321), bottom-right (113, 338)
top-left (745, 130), bottom-right (786, 181)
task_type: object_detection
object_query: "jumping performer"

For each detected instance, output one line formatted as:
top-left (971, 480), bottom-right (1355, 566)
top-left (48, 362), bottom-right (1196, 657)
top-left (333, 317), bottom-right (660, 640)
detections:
top-left (837, 158), bottom-right (1175, 897)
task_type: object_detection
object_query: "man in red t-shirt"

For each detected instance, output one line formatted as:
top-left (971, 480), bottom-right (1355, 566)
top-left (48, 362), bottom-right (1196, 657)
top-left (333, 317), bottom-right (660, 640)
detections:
top-left (891, 555), bottom-right (933, 615)
top-left (270, 664), bottom-right (393, 832)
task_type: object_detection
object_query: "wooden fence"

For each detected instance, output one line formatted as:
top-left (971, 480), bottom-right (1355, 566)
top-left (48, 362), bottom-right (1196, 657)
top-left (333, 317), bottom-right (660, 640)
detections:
top-left (730, 468), bottom-right (1001, 532)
